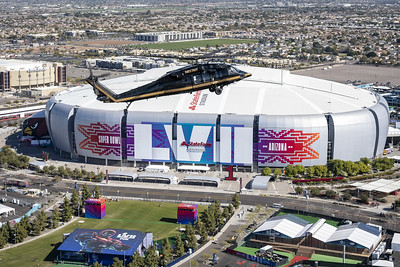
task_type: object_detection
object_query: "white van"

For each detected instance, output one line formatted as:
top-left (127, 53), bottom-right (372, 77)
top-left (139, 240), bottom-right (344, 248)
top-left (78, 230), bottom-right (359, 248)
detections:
top-left (272, 203), bottom-right (283, 208)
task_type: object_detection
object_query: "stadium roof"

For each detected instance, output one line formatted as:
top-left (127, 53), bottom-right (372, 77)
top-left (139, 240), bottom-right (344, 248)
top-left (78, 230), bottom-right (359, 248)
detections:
top-left (57, 228), bottom-right (147, 256)
top-left (327, 222), bottom-right (381, 249)
top-left (53, 65), bottom-right (378, 116)
top-left (356, 179), bottom-right (400, 194)
top-left (0, 59), bottom-right (53, 71)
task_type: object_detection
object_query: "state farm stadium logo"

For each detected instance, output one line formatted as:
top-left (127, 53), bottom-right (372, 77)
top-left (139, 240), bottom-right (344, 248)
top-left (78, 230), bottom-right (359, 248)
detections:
top-left (258, 129), bottom-right (320, 164)
top-left (181, 141), bottom-right (211, 152)
top-left (188, 91), bottom-right (208, 111)
top-left (78, 122), bottom-right (121, 156)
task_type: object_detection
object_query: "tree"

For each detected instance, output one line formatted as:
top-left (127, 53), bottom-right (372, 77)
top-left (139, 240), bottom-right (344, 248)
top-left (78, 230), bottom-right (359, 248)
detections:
top-left (360, 157), bottom-right (371, 166)
top-left (227, 204), bottom-right (234, 215)
top-left (92, 262), bottom-right (103, 267)
top-left (325, 190), bottom-right (337, 198)
top-left (273, 168), bottom-right (282, 178)
top-left (174, 234), bottom-right (185, 257)
top-left (392, 199), bottom-right (400, 211)
top-left (31, 218), bottom-right (42, 236)
top-left (295, 186), bottom-right (303, 195)
top-left (202, 209), bottom-right (216, 235)
top-left (314, 165), bottom-right (327, 178)
top-left (307, 166), bottom-right (315, 177)
top-left (222, 206), bottom-right (230, 220)
top-left (19, 215), bottom-right (31, 234)
top-left (0, 226), bottom-right (7, 248)
top-left (81, 184), bottom-right (91, 205)
top-left (294, 165), bottom-right (306, 176)
top-left (232, 193), bottom-right (240, 209)
top-left (160, 238), bottom-right (173, 266)
top-left (111, 257), bottom-right (124, 267)
top-left (284, 165), bottom-right (296, 177)
top-left (262, 167), bottom-right (271, 176)
top-left (310, 187), bottom-right (320, 197)
top-left (198, 221), bottom-right (208, 244)
top-left (343, 190), bottom-right (352, 201)
top-left (360, 193), bottom-right (369, 204)
top-left (4, 221), bottom-right (11, 242)
top-left (37, 210), bottom-right (47, 230)
top-left (51, 207), bottom-right (60, 228)
top-left (62, 196), bottom-right (73, 222)
top-left (14, 223), bottom-right (28, 243)
top-left (328, 159), bottom-right (344, 176)
top-left (71, 190), bottom-right (80, 216)
top-left (129, 251), bottom-right (144, 267)
top-left (93, 186), bottom-right (100, 199)
top-left (186, 224), bottom-right (197, 249)
top-left (144, 245), bottom-right (159, 267)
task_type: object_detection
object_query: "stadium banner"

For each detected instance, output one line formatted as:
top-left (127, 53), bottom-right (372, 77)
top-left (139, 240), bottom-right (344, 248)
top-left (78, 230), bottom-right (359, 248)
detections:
top-left (258, 115), bottom-right (328, 167)
top-left (74, 108), bottom-right (123, 160)
top-left (127, 122), bottom-right (174, 162)
top-left (176, 123), bottom-right (214, 164)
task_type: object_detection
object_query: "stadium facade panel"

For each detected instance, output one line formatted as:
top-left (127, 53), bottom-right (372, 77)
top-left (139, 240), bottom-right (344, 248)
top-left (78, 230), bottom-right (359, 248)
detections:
top-left (46, 66), bottom-right (389, 170)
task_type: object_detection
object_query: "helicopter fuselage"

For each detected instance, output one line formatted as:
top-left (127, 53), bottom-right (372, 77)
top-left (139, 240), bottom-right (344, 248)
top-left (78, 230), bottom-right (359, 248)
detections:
top-left (86, 63), bottom-right (251, 103)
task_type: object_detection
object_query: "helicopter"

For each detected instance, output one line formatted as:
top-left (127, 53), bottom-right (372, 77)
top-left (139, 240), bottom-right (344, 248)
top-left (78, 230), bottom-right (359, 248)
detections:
top-left (85, 63), bottom-right (252, 104)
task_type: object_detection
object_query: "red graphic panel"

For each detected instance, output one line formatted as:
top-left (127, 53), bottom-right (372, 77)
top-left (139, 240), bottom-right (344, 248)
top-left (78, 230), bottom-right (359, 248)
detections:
top-left (258, 129), bottom-right (320, 164)
top-left (78, 122), bottom-right (121, 156)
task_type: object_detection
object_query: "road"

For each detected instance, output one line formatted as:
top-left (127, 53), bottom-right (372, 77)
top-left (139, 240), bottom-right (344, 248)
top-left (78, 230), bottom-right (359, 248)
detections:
top-left (53, 180), bottom-right (400, 232)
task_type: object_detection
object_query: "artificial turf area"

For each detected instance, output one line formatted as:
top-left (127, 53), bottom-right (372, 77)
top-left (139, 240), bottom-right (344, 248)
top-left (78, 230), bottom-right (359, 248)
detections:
top-left (277, 212), bottom-right (340, 227)
top-left (309, 254), bottom-right (362, 264)
top-left (134, 38), bottom-right (258, 50)
top-left (0, 200), bottom-right (204, 267)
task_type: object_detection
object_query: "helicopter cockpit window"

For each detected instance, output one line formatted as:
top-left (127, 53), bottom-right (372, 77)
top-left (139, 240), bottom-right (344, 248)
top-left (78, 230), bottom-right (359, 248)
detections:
top-left (193, 75), bottom-right (202, 84)
top-left (228, 66), bottom-right (239, 75)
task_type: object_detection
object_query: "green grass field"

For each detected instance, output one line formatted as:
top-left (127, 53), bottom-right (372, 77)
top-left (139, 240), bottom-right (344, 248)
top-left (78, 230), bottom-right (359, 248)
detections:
top-left (309, 253), bottom-right (362, 264)
top-left (0, 200), bottom-right (204, 267)
top-left (134, 38), bottom-right (258, 50)
top-left (277, 212), bottom-right (340, 227)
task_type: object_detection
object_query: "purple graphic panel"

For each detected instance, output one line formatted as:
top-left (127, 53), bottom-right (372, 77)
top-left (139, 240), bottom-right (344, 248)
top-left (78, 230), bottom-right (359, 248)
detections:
top-left (126, 125), bottom-right (135, 157)
top-left (258, 129), bottom-right (320, 164)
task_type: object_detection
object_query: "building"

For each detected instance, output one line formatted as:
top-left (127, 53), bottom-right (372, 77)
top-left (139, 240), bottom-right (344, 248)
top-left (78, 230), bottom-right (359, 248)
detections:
top-left (250, 214), bottom-right (382, 260)
top-left (0, 59), bottom-right (67, 92)
top-left (57, 228), bottom-right (153, 266)
top-left (45, 66), bottom-right (389, 171)
top-left (134, 31), bottom-right (203, 42)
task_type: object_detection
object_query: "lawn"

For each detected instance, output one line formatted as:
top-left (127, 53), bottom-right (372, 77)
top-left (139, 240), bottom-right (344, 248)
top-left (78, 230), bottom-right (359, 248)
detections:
top-left (134, 38), bottom-right (258, 50)
top-left (277, 212), bottom-right (340, 227)
top-left (234, 244), bottom-right (260, 255)
top-left (309, 253), bottom-right (362, 264)
top-left (0, 200), bottom-right (205, 267)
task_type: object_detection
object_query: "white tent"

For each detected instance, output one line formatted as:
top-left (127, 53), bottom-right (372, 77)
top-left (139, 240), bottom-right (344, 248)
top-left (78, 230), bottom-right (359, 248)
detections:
top-left (0, 204), bottom-right (15, 217)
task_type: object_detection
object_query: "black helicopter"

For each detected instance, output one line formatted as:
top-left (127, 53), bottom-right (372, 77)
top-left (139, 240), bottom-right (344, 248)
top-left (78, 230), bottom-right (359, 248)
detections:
top-left (85, 63), bottom-right (252, 104)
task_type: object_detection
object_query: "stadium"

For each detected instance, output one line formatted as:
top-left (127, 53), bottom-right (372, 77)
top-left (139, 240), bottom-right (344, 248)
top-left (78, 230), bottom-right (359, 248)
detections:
top-left (45, 65), bottom-right (389, 171)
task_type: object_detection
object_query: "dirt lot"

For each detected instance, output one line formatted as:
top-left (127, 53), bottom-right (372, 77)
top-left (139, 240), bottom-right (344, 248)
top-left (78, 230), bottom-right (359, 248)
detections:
top-left (293, 64), bottom-right (400, 86)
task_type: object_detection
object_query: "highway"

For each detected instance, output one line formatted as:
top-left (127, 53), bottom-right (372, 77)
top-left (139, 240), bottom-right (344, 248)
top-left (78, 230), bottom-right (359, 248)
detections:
top-left (54, 181), bottom-right (400, 232)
